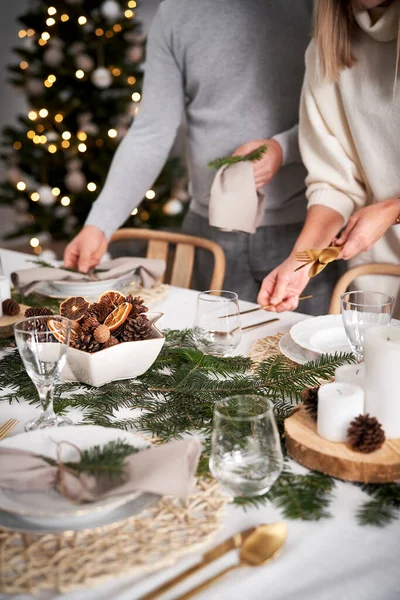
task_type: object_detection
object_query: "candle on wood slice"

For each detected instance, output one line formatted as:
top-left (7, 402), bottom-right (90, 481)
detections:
top-left (317, 383), bottom-right (365, 442)
top-left (335, 363), bottom-right (365, 388)
top-left (364, 326), bottom-right (400, 439)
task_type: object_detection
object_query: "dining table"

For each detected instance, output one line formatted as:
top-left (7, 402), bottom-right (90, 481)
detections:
top-left (0, 249), bottom-right (399, 600)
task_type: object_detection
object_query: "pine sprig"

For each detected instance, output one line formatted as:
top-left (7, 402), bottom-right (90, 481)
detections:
top-left (357, 483), bottom-right (400, 526)
top-left (208, 144), bottom-right (268, 170)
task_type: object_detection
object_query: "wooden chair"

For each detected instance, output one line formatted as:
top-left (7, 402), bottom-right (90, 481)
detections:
top-left (110, 228), bottom-right (226, 290)
top-left (329, 263), bottom-right (400, 314)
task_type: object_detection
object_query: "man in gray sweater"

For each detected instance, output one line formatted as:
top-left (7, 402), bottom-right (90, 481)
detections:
top-left (64, 0), bottom-right (338, 314)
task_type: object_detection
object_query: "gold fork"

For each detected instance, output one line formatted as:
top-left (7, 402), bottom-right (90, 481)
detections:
top-left (0, 418), bottom-right (19, 440)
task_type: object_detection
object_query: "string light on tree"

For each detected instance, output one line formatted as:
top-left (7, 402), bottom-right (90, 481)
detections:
top-left (48, 7), bottom-right (57, 15)
top-left (108, 128), bottom-right (117, 138)
top-left (131, 207), bottom-right (138, 215)
top-left (30, 237), bottom-right (40, 248)
top-left (28, 111), bottom-right (38, 120)
top-left (52, 187), bottom-right (61, 196)
top-left (54, 114), bottom-right (63, 123)
top-left (145, 189), bottom-right (156, 200)
top-left (31, 192), bottom-right (40, 202)
top-left (87, 182), bottom-right (97, 191)
top-left (91, 67), bottom-right (112, 88)
top-left (78, 16), bottom-right (87, 25)
top-left (16, 181), bottom-right (26, 191)
top-left (131, 92), bottom-right (141, 102)
top-left (61, 196), bottom-right (71, 206)
top-left (39, 108), bottom-right (48, 118)
top-left (75, 69), bottom-right (85, 79)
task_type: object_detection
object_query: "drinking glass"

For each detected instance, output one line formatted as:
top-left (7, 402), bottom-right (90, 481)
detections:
top-left (14, 316), bottom-right (73, 431)
top-left (341, 291), bottom-right (394, 363)
top-left (210, 396), bottom-right (283, 497)
top-left (193, 290), bottom-right (241, 356)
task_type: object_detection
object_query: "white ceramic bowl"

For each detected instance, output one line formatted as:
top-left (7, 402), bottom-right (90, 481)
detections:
top-left (62, 313), bottom-right (165, 387)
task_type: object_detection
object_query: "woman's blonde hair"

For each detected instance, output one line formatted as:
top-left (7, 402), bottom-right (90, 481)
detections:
top-left (314, 0), bottom-right (356, 81)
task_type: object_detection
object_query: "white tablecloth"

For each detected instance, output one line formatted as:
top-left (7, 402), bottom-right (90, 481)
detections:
top-left (1, 252), bottom-right (399, 600)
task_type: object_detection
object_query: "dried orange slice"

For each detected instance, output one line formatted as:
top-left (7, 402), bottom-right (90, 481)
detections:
top-left (98, 290), bottom-right (126, 310)
top-left (104, 302), bottom-right (132, 331)
top-left (48, 319), bottom-right (77, 343)
top-left (60, 296), bottom-right (90, 322)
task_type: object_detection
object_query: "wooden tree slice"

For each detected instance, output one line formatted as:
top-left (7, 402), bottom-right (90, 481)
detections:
top-left (0, 305), bottom-right (30, 338)
top-left (284, 405), bottom-right (400, 483)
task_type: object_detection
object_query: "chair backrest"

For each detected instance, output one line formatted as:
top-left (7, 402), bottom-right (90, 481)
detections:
top-left (329, 263), bottom-right (400, 314)
top-left (110, 228), bottom-right (226, 290)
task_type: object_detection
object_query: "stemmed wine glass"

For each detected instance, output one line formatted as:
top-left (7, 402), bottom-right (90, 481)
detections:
top-left (193, 290), bottom-right (242, 356)
top-left (14, 316), bottom-right (73, 431)
top-left (341, 291), bottom-right (394, 363)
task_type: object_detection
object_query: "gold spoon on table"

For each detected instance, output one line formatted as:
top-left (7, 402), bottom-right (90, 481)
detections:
top-left (173, 521), bottom-right (288, 600)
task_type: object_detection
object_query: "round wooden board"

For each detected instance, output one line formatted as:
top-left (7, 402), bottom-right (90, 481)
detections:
top-left (284, 405), bottom-right (400, 483)
top-left (0, 305), bottom-right (30, 338)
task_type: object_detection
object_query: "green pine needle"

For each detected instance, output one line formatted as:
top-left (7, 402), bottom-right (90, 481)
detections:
top-left (208, 144), bottom-right (268, 170)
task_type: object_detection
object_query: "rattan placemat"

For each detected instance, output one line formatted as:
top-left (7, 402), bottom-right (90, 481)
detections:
top-left (0, 478), bottom-right (228, 595)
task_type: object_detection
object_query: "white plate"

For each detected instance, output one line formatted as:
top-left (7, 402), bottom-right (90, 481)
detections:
top-left (290, 315), bottom-right (400, 355)
top-left (0, 493), bottom-right (157, 534)
top-left (33, 273), bottom-right (140, 299)
top-left (0, 425), bottom-right (155, 525)
top-left (278, 332), bottom-right (319, 364)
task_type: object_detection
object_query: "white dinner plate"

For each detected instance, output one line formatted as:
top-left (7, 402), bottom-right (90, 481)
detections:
top-left (278, 332), bottom-right (319, 364)
top-left (32, 273), bottom-right (140, 299)
top-left (0, 425), bottom-right (156, 527)
top-left (290, 314), bottom-right (400, 355)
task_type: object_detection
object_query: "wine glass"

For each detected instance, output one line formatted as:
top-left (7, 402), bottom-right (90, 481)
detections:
top-left (193, 290), bottom-right (241, 356)
top-left (14, 316), bottom-right (73, 431)
top-left (210, 395), bottom-right (283, 497)
top-left (341, 291), bottom-right (394, 363)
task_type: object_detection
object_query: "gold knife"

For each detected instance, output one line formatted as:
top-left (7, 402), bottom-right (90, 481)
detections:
top-left (137, 526), bottom-right (257, 600)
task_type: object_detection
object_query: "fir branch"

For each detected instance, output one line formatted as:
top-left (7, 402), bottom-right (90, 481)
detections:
top-left (357, 483), bottom-right (400, 526)
top-left (208, 144), bottom-right (268, 170)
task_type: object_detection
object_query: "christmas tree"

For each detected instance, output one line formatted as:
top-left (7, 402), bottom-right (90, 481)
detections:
top-left (0, 0), bottom-right (187, 254)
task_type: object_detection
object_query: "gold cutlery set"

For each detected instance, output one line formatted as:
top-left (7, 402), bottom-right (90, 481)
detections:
top-left (0, 418), bottom-right (18, 440)
top-left (139, 522), bottom-right (287, 600)
top-left (294, 246), bottom-right (341, 278)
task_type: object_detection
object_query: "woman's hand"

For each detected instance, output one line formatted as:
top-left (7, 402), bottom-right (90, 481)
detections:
top-left (257, 254), bottom-right (311, 312)
top-left (333, 199), bottom-right (400, 260)
top-left (232, 139), bottom-right (283, 190)
top-left (64, 225), bottom-right (108, 273)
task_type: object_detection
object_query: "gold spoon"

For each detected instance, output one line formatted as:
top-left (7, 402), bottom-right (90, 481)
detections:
top-left (173, 521), bottom-right (288, 600)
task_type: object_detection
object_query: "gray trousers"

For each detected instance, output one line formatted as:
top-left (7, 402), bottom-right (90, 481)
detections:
top-left (182, 211), bottom-right (342, 316)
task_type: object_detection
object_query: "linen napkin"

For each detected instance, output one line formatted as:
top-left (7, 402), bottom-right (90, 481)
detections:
top-left (0, 438), bottom-right (201, 503)
top-left (209, 161), bottom-right (265, 234)
top-left (11, 257), bottom-right (166, 296)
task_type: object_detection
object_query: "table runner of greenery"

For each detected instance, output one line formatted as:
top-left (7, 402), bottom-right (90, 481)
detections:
top-left (1, 329), bottom-right (399, 527)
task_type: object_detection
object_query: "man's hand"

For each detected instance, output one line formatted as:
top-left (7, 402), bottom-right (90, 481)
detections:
top-left (64, 225), bottom-right (108, 273)
top-left (233, 138), bottom-right (283, 190)
top-left (333, 199), bottom-right (400, 260)
top-left (257, 255), bottom-right (310, 313)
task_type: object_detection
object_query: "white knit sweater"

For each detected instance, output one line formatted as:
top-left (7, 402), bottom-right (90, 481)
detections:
top-left (300, 1), bottom-right (400, 300)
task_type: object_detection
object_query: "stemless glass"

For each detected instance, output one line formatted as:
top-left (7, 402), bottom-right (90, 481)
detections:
top-left (14, 316), bottom-right (73, 431)
top-left (210, 396), bottom-right (283, 497)
top-left (341, 291), bottom-right (394, 363)
top-left (193, 290), bottom-right (241, 356)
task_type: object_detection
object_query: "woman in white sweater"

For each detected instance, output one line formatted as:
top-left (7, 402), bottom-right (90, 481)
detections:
top-left (258, 0), bottom-right (400, 313)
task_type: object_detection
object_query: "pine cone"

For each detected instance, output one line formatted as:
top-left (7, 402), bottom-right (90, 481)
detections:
top-left (301, 387), bottom-right (319, 420)
top-left (104, 336), bottom-right (119, 349)
top-left (347, 414), bottom-right (386, 453)
top-left (94, 324), bottom-right (111, 343)
top-left (125, 295), bottom-right (148, 315)
top-left (71, 330), bottom-right (102, 353)
top-left (2, 298), bottom-right (20, 317)
top-left (120, 313), bottom-right (151, 342)
top-left (23, 316), bottom-right (49, 333)
top-left (87, 302), bottom-right (111, 323)
top-left (81, 316), bottom-right (100, 332)
top-left (24, 306), bottom-right (53, 318)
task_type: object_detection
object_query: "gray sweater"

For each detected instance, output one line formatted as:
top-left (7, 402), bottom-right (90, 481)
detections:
top-left (86, 0), bottom-right (312, 239)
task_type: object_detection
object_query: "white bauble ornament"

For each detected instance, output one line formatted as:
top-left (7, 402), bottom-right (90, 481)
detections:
top-left (40, 249), bottom-right (57, 263)
top-left (163, 199), bottom-right (183, 216)
top-left (101, 0), bottom-right (122, 22)
top-left (127, 46), bottom-right (143, 63)
top-left (43, 46), bottom-right (63, 68)
top-left (91, 67), bottom-right (112, 89)
top-left (25, 78), bottom-right (43, 96)
top-left (38, 185), bottom-right (56, 206)
top-left (46, 131), bottom-right (58, 142)
top-left (65, 159), bottom-right (86, 193)
top-left (75, 53), bottom-right (94, 71)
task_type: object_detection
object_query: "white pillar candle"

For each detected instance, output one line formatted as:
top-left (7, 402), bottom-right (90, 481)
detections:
top-left (364, 326), bottom-right (400, 439)
top-left (335, 363), bottom-right (365, 388)
top-left (317, 383), bottom-right (365, 443)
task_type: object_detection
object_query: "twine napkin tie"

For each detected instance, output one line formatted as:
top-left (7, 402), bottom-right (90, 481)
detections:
top-left (0, 438), bottom-right (201, 503)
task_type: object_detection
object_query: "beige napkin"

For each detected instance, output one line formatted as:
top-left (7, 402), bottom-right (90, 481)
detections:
top-left (209, 161), bottom-right (265, 234)
top-left (0, 438), bottom-right (201, 503)
top-left (11, 257), bottom-right (166, 296)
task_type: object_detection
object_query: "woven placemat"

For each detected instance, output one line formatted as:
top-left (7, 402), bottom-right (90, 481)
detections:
top-left (249, 332), bottom-right (295, 366)
top-left (120, 282), bottom-right (169, 307)
top-left (0, 478), bottom-right (228, 595)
